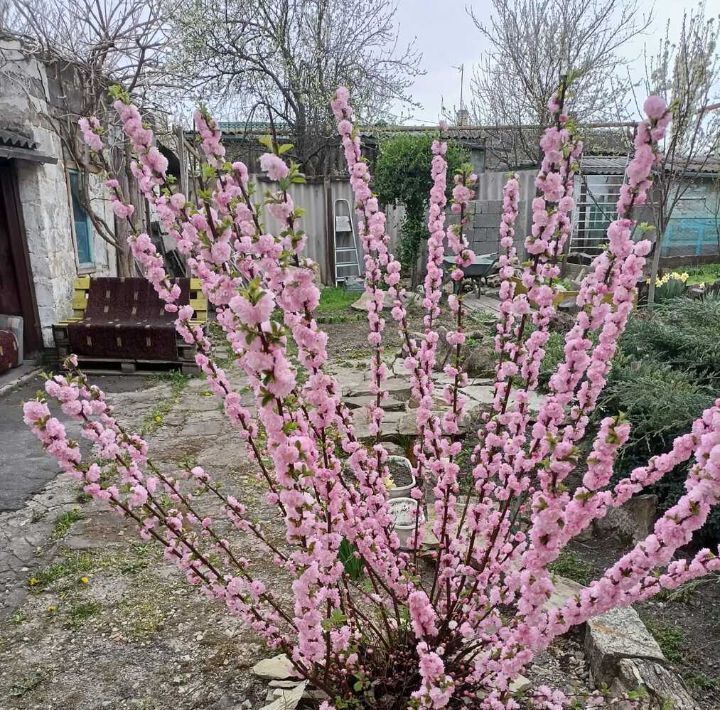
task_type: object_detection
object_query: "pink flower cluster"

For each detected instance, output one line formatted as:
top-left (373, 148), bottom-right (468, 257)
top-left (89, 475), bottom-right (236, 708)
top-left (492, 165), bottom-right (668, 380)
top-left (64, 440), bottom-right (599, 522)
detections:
top-left (194, 110), bottom-right (226, 167)
top-left (32, 87), bottom-right (718, 709)
top-left (78, 117), bottom-right (103, 152)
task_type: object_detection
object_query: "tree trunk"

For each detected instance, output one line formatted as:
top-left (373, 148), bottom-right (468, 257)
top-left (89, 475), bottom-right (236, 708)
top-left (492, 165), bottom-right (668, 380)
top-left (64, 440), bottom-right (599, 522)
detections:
top-left (116, 239), bottom-right (134, 276)
top-left (114, 159), bottom-right (143, 277)
top-left (646, 227), bottom-right (664, 307)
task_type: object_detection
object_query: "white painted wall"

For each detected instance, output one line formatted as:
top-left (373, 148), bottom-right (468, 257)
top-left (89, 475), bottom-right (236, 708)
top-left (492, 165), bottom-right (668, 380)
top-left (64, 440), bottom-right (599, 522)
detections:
top-left (0, 38), bottom-right (117, 347)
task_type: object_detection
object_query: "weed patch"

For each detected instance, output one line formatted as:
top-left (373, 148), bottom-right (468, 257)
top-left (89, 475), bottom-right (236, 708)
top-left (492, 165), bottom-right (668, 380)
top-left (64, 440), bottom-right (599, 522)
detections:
top-left (50, 508), bottom-right (83, 541)
top-left (549, 550), bottom-right (594, 586)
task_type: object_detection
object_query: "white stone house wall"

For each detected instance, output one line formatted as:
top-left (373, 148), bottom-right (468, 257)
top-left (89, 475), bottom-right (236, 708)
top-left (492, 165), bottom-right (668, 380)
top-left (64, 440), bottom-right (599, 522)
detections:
top-left (0, 38), bottom-right (117, 347)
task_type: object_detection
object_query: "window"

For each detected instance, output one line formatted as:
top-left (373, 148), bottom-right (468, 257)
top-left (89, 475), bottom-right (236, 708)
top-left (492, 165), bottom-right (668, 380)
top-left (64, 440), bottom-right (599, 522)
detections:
top-left (68, 171), bottom-right (94, 267)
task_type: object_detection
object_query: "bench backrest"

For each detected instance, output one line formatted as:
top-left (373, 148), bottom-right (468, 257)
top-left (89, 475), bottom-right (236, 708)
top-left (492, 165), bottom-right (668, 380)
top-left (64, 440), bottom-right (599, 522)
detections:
top-left (84, 277), bottom-right (190, 322)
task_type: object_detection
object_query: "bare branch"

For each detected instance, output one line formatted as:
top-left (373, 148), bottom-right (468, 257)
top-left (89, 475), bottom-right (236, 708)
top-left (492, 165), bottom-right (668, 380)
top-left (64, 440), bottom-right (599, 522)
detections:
top-left (468, 0), bottom-right (652, 168)
top-left (165, 0), bottom-right (424, 175)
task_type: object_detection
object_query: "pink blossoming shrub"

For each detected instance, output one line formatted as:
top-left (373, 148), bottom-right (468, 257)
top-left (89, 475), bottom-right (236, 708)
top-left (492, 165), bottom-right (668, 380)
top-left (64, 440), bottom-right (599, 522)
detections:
top-left (24, 85), bottom-right (720, 708)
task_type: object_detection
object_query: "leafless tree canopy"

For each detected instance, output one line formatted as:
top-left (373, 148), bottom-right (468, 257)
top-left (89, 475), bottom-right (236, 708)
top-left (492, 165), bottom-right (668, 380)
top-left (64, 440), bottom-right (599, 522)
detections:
top-left (643, 5), bottom-right (720, 304)
top-left (469, 0), bottom-right (651, 167)
top-left (1, 0), bottom-right (173, 275)
top-left (167, 0), bottom-right (422, 174)
top-left (5, 0), bottom-right (169, 104)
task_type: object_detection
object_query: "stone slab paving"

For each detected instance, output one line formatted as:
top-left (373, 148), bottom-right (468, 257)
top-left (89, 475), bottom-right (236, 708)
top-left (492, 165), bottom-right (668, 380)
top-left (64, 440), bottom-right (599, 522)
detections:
top-left (0, 371), bottom-right (279, 708)
top-left (331, 363), bottom-right (546, 442)
top-left (0, 361), bottom-right (691, 708)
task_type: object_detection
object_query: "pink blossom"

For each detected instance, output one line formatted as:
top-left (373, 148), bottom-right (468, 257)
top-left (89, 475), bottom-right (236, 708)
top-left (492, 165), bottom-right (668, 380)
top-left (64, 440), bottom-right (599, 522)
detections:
top-left (259, 153), bottom-right (290, 181)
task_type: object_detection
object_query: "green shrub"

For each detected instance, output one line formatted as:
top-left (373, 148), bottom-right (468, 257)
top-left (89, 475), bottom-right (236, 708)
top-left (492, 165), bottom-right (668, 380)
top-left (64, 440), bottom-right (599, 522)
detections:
top-left (596, 298), bottom-right (720, 541)
top-left (374, 134), bottom-right (467, 272)
top-left (622, 297), bottom-right (720, 384)
top-left (598, 356), bottom-right (715, 467)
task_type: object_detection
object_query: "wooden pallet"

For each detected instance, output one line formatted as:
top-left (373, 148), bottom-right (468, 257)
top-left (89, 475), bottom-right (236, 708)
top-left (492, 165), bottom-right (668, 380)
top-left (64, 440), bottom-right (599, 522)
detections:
top-left (60, 355), bottom-right (198, 376)
top-left (52, 276), bottom-right (207, 374)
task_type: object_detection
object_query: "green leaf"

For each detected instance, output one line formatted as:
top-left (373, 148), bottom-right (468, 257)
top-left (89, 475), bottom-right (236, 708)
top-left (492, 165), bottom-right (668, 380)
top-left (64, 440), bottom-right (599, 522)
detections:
top-left (278, 143), bottom-right (294, 155)
top-left (108, 84), bottom-right (130, 103)
top-left (258, 135), bottom-right (273, 150)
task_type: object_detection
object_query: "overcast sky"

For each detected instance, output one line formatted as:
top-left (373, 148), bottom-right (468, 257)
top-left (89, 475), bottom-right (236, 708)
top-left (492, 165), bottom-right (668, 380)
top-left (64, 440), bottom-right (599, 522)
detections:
top-left (390, 0), bottom-right (705, 124)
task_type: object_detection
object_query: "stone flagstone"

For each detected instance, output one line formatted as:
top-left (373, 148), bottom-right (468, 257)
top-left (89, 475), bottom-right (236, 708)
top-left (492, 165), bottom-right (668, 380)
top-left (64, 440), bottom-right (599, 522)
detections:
top-left (252, 653), bottom-right (295, 680)
top-left (260, 680), bottom-right (308, 710)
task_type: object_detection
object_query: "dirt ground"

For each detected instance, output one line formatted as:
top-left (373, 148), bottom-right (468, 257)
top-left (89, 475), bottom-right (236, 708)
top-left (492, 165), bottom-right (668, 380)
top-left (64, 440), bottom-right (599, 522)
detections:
top-left (565, 535), bottom-right (720, 709)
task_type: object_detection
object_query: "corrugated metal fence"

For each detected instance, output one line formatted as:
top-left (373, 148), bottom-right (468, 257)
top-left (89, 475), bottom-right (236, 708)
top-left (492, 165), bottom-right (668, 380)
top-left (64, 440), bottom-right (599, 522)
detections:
top-left (257, 170), bottom-right (536, 285)
top-left (258, 176), bottom-right (404, 285)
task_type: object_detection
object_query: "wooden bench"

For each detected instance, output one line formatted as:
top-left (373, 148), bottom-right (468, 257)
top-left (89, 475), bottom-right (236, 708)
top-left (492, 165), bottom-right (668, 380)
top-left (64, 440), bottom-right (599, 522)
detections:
top-left (53, 276), bottom-right (208, 374)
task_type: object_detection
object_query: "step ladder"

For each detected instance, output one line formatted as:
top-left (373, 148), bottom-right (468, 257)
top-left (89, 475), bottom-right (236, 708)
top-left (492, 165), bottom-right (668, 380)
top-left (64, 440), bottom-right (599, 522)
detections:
top-left (333, 198), bottom-right (361, 285)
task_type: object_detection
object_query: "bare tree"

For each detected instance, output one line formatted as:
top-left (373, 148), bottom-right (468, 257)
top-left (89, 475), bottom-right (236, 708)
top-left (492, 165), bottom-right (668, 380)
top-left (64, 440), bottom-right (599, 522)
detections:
top-left (469, 0), bottom-right (651, 168)
top-left (2, 0), bottom-right (170, 275)
top-left (168, 0), bottom-right (422, 175)
top-left (644, 5), bottom-right (720, 305)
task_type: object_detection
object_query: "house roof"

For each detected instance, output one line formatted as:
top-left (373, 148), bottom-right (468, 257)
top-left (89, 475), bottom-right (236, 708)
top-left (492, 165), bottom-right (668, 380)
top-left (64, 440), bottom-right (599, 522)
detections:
top-left (580, 156), bottom-right (628, 174)
top-left (0, 127), bottom-right (56, 164)
top-left (198, 122), bottom-right (719, 176)
top-left (0, 128), bottom-right (36, 150)
top-left (579, 154), bottom-right (720, 176)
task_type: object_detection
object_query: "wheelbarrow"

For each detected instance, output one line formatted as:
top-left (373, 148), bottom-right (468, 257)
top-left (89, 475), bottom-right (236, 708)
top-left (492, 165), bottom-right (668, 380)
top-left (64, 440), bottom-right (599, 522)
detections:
top-left (442, 253), bottom-right (498, 295)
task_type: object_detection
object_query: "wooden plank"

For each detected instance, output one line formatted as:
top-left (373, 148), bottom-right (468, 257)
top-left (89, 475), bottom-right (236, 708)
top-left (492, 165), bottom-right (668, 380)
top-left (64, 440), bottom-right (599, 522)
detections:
top-left (72, 292), bottom-right (88, 311)
top-left (465, 295), bottom-right (501, 315)
top-left (189, 297), bottom-right (207, 313)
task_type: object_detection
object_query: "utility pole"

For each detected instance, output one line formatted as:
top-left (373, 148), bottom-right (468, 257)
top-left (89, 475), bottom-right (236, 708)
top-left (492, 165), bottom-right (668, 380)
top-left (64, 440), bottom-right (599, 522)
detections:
top-left (454, 63), bottom-right (469, 126)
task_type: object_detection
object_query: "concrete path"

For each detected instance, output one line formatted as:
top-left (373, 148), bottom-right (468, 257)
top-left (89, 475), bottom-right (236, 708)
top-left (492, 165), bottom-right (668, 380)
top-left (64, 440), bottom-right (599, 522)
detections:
top-left (0, 374), bottom-right (172, 620)
top-left (0, 375), bottom-right (147, 512)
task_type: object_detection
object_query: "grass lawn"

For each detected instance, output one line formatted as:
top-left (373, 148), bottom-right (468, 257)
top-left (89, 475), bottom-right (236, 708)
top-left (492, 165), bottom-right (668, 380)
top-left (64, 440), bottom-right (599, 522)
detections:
top-left (670, 262), bottom-right (720, 285)
top-left (316, 286), bottom-right (358, 314)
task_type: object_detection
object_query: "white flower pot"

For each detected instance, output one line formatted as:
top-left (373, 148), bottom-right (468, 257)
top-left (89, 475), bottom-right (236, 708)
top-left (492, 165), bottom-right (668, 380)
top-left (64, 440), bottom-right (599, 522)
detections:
top-left (388, 496), bottom-right (420, 550)
top-left (386, 455), bottom-right (416, 499)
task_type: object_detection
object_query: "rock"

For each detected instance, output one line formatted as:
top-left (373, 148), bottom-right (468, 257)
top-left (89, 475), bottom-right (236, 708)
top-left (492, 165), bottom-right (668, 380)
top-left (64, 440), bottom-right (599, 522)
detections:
top-left (260, 681), bottom-right (308, 710)
top-left (594, 495), bottom-right (657, 544)
top-left (546, 575), bottom-right (585, 612)
top-left (268, 680), bottom-right (301, 689)
top-left (462, 345), bottom-right (496, 377)
top-left (344, 394), bottom-right (405, 412)
top-left (381, 442), bottom-right (408, 457)
top-left (509, 674), bottom-right (532, 695)
top-left (345, 377), bottom-right (412, 401)
top-left (353, 408), bottom-right (418, 442)
top-left (584, 607), bottom-right (664, 686)
top-left (350, 290), bottom-right (391, 312)
top-left (610, 658), bottom-right (698, 709)
top-left (462, 384), bottom-right (545, 414)
top-left (302, 688), bottom-right (330, 701)
top-left (251, 654), bottom-right (295, 680)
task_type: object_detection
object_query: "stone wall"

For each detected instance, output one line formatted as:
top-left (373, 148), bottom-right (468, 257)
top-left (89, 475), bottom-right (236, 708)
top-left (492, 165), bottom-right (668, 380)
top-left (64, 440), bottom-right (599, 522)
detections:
top-left (0, 38), bottom-right (117, 347)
